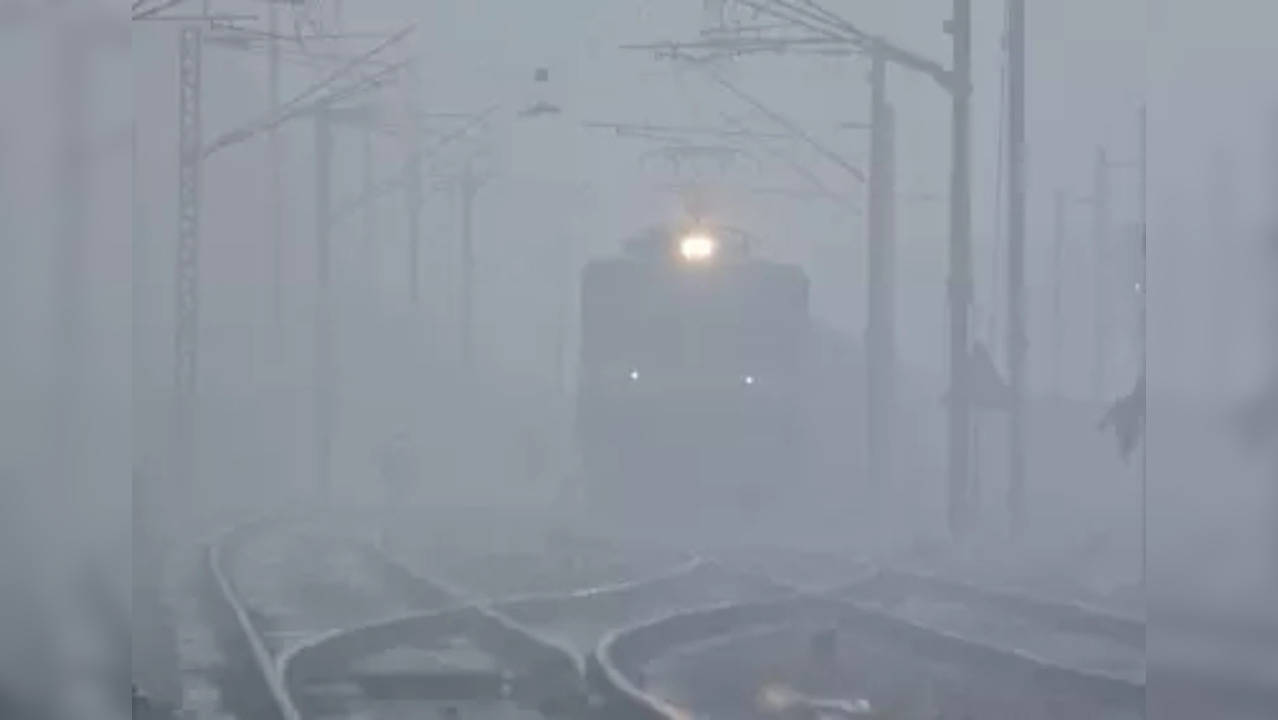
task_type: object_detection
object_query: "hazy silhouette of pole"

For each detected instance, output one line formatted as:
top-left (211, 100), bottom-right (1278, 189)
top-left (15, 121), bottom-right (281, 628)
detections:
top-left (866, 43), bottom-right (895, 503)
top-left (172, 25), bottom-right (203, 518)
top-left (1137, 104), bottom-right (1147, 589)
top-left (268, 0), bottom-right (284, 348)
top-left (1091, 145), bottom-right (1111, 401)
top-left (404, 61), bottom-right (423, 305)
top-left (362, 126), bottom-right (376, 260)
top-left (405, 159), bottom-right (423, 304)
top-left (1052, 188), bottom-right (1066, 398)
top-left (460, 158), bottom-right (478, 377)
top-left (1006, 0), bottom-right (1028, 537)
top-left (313, 101), bottom-right (334, 501)
top-left (54, 35), bottom-right (89, 492)
top-left (946, 0), bottom-right (974, 540)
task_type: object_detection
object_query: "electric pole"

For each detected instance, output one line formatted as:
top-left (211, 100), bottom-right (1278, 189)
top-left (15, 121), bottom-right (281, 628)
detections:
top-left (405, 153), bottom-right (424, 304)
top-left (363, 126), bottom-right (376, 260)
top-left (268, 1), bottom-right (284, 346)
top-left (460, 158), bottom-right (478, 377)
top-left (54, 32), bottom-right (89, 494)
top-left (405, 60), bottom-right (424, 305)
top-left (1092, 145), bottom-right (1111, 401)
top-left (452, 147), bottom-right (495, 384)
top-left (314, 100), bottom-right (334, 502)
top-left (946, 0), bottom-right (974, 540)
top-left (173, 24), bottom-right (204, 516)
top-left (866, 42), bottom-right (897, 503)
top-left (1052, 188), bottom-right (1066, 398)
top-left (1006, 0), bottom-right (1028, 537)
top-left (1137, 104), bottom-right (1147, 589)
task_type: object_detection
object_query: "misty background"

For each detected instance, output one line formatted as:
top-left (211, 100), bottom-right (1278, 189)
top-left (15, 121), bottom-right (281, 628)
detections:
top-left (0, 0), bottom-right (1275, 716)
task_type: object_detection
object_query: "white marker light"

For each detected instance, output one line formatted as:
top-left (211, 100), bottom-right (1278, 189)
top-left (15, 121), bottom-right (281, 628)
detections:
top-left (678, 233), bottom-right (717, 262)
top-left (743, 375), bottom-right (755, 385)
top-left (629, 369), bottom-right (640, 381)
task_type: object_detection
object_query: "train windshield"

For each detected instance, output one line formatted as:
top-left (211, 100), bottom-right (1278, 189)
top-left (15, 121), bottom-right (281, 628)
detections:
top-left (582, 265), bottom-right (806, 379)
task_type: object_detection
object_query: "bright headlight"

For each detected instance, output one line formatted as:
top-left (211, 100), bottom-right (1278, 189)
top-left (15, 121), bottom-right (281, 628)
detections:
top-left (678, 233), bottom-right (717, 262)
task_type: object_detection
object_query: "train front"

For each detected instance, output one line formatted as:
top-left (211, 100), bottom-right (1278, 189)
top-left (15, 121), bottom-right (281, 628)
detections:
top-left (576, 227), bottom-right (810, 516)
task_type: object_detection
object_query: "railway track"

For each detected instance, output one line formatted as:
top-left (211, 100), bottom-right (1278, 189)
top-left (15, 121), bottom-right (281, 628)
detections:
top-left (206, 515), bottom-right (796, 718)
top-left (592, 559), bottom-right (1150, 719)
top-left (837, 567), bottom-right (1146, 683)
top-left (204, 515), bottom-right (1163, 719)
top-left (204, 516), bottom-right (458, 719)
top-left (279, 548), bottom-right (805, 717)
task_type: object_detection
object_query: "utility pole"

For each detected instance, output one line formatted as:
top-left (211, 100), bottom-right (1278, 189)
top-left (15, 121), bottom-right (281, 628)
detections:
top-left (1052, 188), bottom-right (1066, 398)
top-left (1137, 104), bottom-right (1147, 589)
top-left (53, 33), bottom-right (88, 493)
top-left (405, 61), bottom-right (424, 305)
top-left (945, 0), bottom-right (974, 540)
top-left (1091, 145), bottom-right (1111, 401)
top-left (405, 155), bottom-right (423, 304)
top-left (1005, 0), bottom-right (1028, 537)
top-left (172, 24), bottom-right (203, 516)
top-left (268, 0), bottom-right (284, 346)
top-left (865, 42), bottom-right (896, 503)
top-left (460, 157), bottom-right (480, 377)
top-left (363, 126), bottom-right (376, 259)
top-left (314, 101), bottom-right (334, 501)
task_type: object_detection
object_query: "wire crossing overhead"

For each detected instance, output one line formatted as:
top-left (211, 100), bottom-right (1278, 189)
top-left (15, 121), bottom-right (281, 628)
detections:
top-left (201, 23), bottom-right (416, 157)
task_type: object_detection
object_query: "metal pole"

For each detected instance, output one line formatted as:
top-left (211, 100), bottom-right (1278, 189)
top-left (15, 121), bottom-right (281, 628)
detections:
top-left (404, 58), bottom-right (422, 305)
top-left (1006, 0), bottom-right (1028, 537)
top-left (946, 0), bottom-right (974, 541)
top-left (884, 99), bottom-right (897, 471)
top-left (1092, 146), bottom-right (1110, 401)
top-left (54, 37), bottom-right (87, 490)
top-left (172, 25), bottom-right (203, 516)
top-left (133, 101), bottom-right (180, 708)
top-left (405, 154), bottom-right (422, 304)
top-left (362, 127), bottom-right (376, 258)
top-left (460, 159), bottom-right (477, 376)
top-left (866, 43), bottom-right (892, 501)
top-left (1052, 188), bottom-right (1066, 398)
top-left (1137, 104), bottom-right (1147, 590)
top-left (268, 1), bottom-right (284, 348)
top-left (314, 102), bottom-right (334, 501)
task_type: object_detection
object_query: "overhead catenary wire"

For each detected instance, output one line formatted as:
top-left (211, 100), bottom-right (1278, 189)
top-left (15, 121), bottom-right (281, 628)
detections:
top-left (708, 71), bottom-right (867, 183)
top-left (202, 23), bottom-right (415, 156)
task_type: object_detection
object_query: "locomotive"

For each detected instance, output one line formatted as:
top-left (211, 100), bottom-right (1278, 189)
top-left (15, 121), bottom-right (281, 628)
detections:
top-left (575, 225), bottom-right (810, 513)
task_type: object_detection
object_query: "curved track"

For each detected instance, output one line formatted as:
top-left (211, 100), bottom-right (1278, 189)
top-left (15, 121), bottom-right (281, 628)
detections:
top-left (592, 561), bottom-right (1150, 719)
top-left (278, 553), bottom-right (799, 718)
top-left (206, 516), bottom-right (458, 719)
top-left (837, 567), bottom-right (1146, 684)
top-left (208, 516), bottom-right (797, 718)
top-left (206, 515), bottom-right (1159, 719)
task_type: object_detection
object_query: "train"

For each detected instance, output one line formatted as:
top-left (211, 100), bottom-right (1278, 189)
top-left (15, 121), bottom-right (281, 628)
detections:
top-left (575, 225), bottom-right (811, 514)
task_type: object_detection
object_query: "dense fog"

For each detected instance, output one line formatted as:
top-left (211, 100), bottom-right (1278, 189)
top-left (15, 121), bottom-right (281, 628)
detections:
top-left (0, 0), bottom-right (1274, 717)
